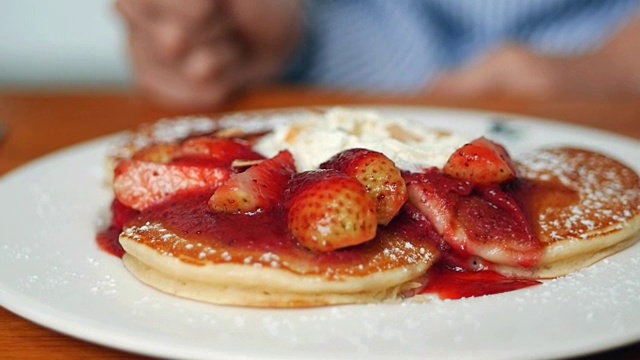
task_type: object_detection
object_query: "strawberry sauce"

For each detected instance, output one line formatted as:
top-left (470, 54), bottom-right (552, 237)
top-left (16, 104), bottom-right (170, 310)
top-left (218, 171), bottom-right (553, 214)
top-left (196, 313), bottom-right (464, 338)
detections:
top-left (421, 263), bottom-right (540, 300)
top-left (100, 189), bottom-right (437, 278)
top-left (96, 226), bottom-right (125, 258)
top-left (96, 175), bottom-right (578, 300)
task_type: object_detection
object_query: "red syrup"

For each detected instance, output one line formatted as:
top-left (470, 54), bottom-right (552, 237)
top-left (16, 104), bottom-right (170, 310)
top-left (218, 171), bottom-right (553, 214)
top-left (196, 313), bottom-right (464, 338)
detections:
top-left (96, 199), bottom-right (140, 258)
top-left (95, 196), bottom-right (541, 298)
top-left (420, 262), bottom-right (541, 300)
top-left (96, 174), bottom-right (578, 300)
top-left (96, 226), bottom-right (125, 258)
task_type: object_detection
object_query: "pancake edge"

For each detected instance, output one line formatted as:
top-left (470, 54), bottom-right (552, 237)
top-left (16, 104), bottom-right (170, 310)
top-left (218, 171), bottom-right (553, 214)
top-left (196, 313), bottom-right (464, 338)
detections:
top-left (120, 233), bottom-right (433, 307)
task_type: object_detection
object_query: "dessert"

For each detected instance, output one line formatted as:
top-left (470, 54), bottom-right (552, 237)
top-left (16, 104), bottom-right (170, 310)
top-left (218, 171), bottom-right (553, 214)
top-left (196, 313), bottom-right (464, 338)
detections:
top-left (98, 108), bottom-right (640, 307)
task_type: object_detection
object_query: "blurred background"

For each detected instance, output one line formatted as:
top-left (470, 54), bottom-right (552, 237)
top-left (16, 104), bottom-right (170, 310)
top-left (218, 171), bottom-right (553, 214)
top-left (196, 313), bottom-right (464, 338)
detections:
top-left (0, 0), bottom-right (131, 90)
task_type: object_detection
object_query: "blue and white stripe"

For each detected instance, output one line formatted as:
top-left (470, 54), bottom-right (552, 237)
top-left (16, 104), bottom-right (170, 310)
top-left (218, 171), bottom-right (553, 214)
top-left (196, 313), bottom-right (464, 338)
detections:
top-left (284, 0), bottom-right (640, 93)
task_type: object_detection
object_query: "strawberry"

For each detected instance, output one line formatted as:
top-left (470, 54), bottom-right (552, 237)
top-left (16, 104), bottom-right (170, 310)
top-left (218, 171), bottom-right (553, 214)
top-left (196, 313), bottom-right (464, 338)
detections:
top-left (113, 160), bottom-right (231, 211)
top-left (320, 148), bottom-right (407, 225)
top-left (132, 143), bottom-right (180, 163)
top-left (442, 137), bottom-right (517, 186)
top-left (284, 169), bottom-right (378, 252)
top-left (131, 137), bottom-right (264, 165)
top-left (114, 135), bottom-right (266, 211)
top-left (177, 136), bottom-right (264, 165)
top-left (407, 169), bottom-right (541, 268)
top-left (208, 150), bottom-right (296, 214)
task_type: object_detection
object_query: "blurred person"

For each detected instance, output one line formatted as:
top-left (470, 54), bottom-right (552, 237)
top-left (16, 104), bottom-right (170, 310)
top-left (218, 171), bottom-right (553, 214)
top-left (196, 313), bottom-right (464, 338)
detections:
top-left (116, 0), bottom-right (640, 110)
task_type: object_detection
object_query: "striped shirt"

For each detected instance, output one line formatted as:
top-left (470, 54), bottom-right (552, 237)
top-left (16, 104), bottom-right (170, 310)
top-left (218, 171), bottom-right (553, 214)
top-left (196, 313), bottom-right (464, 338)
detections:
top-left (284, 0), bottom-right (640, 93)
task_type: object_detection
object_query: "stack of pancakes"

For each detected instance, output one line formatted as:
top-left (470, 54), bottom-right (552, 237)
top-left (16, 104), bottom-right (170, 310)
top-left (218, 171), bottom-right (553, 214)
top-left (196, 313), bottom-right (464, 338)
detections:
top-left (120, 215), bottom-right (437, 307)
top-left (113, 117), bottom-right (640, 307)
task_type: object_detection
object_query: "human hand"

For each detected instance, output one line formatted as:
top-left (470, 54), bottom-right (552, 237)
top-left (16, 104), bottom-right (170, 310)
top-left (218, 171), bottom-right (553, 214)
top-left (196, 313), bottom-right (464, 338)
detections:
top-left (427, 44), bottom-right (626, 100)
top-left (116, 0), bottom-right (303, 110)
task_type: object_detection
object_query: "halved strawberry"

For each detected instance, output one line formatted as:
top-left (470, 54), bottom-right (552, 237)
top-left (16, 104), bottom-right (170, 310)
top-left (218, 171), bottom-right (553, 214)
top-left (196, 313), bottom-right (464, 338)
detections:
top-left (114, 135), bottom-right (266, 211)
top-left (208, 150), bottom-right (296, 214)
top-left (177, 136), bottom-right (264, 165)
top-left (130, 137), bottom-right (264, 165)
top-left (320, 148), bottom-right (407, 225)
top-left (455, 190), bottom-right (541, 268)
top-left (113, 160), bottom-right (231, 211)
top-left (132, 143), bottom-right (180, 163)
top-left (443, 137), bottom-right (517, 186)
top-left (284, 169), bottom-right (378, 252)
top-left (406, 169), bottom-right (541, 268)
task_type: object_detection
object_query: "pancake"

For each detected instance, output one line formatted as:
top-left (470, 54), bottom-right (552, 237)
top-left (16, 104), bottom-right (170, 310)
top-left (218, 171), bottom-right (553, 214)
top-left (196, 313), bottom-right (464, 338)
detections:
top-left (499, 148), bottom-right (640, 278)
top-left (119, 203), bottom-right (437, 307)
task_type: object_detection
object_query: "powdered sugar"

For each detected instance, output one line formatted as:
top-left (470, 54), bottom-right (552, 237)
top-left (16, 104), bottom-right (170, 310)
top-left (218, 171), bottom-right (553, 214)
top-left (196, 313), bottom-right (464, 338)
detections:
top-left (517, 148), bottom-right (640, 241)
top-left (109, 117), bottom-right (218, 160)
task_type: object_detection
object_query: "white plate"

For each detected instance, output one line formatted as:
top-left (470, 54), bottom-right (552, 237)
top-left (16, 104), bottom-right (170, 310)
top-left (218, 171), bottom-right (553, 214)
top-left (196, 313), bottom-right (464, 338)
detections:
top-left (1, 106), bottom-right (639, 360)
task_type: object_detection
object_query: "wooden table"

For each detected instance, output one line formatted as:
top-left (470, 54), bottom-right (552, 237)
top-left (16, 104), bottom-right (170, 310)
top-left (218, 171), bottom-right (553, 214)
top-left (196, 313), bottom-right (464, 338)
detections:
top-left (1, 87), bottom-right (639, 359)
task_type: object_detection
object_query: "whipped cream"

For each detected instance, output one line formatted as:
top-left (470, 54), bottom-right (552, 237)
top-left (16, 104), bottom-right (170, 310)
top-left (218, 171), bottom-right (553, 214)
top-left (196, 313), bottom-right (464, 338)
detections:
top-left (253, 108), bottom-right (469, 172)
